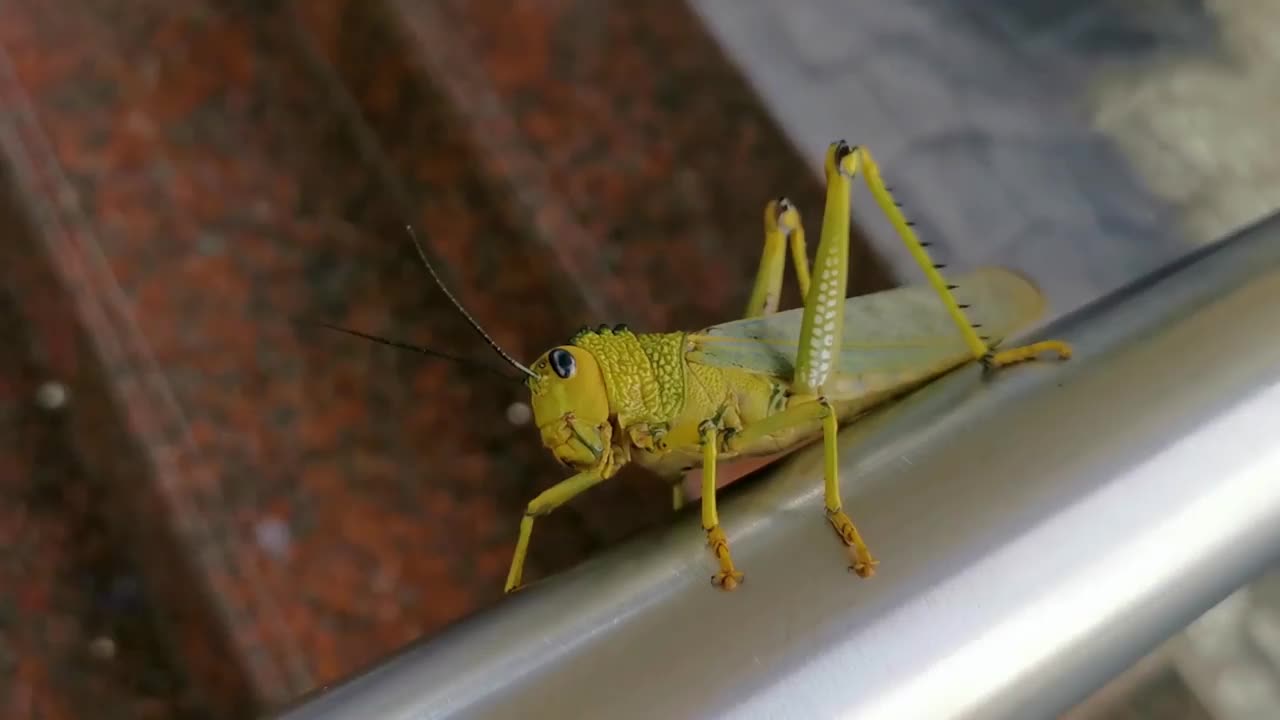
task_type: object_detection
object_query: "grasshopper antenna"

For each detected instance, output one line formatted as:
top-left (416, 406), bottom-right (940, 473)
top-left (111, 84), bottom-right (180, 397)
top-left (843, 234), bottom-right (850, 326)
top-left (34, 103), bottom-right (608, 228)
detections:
top-left (404, 224), bottom-right (538, 380)
top-left (304, 320), bottom-right (520, 381)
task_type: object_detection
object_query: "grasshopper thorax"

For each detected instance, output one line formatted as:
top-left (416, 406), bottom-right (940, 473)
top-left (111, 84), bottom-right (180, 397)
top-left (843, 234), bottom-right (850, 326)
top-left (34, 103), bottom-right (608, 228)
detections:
top-left (527, 344), bottom-right (611, 469)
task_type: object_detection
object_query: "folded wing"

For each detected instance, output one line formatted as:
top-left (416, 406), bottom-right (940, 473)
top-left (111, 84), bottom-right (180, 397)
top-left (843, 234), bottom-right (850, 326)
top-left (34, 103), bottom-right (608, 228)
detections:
top-left (687, 267), bottom-right (1047, 379)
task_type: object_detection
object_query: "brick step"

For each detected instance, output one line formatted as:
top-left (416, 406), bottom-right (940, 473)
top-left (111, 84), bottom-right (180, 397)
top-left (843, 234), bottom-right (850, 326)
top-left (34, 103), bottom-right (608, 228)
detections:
top-left (288, 0), bottom-right (893, 329)
top-left (0, 0), bottom-right (892, 713)
top-left (0, 291), bottom-right (212, 720)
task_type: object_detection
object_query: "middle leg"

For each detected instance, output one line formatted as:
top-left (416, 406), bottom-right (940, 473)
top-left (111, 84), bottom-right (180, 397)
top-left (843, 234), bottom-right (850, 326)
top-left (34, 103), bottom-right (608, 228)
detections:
top-left (700, 418), bottom-right (744, 590)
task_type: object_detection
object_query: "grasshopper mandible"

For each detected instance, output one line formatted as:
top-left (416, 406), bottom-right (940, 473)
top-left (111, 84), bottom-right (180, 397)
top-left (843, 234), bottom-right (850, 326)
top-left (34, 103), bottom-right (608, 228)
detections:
top-left (325, 141), bottom-right (1072, 593)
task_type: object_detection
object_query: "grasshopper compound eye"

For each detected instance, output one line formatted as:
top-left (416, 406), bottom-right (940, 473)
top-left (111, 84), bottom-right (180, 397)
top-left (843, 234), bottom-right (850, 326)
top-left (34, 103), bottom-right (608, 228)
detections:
top-left (549, 348), bottom-right (577, 379)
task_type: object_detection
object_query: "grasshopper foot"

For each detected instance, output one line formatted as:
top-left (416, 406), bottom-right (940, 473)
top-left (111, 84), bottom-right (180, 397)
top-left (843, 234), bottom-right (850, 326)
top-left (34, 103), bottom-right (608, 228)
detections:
top-left (848, 555), bottom-right (879, 579)
top-left (982, 340), bottom-right (1072, 371)
top-left (712, 569), bottom-right (745, 591)
top-left (826, 508), bottom-right (878, 578)
top-left (706, 525), bottom-right (744, 591)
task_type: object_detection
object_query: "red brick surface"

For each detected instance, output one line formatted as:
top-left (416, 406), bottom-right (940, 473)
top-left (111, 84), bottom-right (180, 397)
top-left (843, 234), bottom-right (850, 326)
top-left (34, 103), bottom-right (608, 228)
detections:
top-left (0, 293), bottom-right (210, 720)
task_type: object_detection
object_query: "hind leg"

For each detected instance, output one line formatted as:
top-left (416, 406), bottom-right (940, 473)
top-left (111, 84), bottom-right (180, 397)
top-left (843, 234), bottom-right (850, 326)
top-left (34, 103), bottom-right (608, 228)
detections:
top-left (848, 145), bottom-right (1072, 368)
top-left (743, 198), bottom-right (811, 318)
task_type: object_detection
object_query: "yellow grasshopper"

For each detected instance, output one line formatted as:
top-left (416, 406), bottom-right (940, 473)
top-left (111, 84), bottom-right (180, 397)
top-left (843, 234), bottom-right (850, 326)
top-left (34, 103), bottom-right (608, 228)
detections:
top-left (326, 141), bottom-right (1071, 593)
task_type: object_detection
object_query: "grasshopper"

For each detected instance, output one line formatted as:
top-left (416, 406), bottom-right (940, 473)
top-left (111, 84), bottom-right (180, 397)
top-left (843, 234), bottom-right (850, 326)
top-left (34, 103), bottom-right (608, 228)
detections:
top-left (325, 141), bottom-right (1071, 593)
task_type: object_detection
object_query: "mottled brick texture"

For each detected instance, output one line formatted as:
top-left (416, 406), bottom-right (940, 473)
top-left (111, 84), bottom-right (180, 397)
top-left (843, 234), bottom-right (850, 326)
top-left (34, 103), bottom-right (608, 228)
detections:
top-left (0, 292), bottom-right (213, 720)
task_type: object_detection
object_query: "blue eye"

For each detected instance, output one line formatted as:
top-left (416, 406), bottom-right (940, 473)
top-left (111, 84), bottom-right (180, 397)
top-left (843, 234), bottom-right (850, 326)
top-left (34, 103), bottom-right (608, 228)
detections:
top-left (549, 348), bottom-right (576, 379)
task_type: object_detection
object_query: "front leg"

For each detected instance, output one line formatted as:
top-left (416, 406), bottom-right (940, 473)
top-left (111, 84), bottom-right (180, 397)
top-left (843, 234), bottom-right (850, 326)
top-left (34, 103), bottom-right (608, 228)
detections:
top-left (505, 428), bottom-right (626, 593)
top-left (504, 468), bottom-right (610, 593)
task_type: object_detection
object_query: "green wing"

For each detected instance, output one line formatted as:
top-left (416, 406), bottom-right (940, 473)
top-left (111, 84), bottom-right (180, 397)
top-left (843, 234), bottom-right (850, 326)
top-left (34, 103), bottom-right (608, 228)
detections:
top-left (687, 267), bottom-right (1047, 378)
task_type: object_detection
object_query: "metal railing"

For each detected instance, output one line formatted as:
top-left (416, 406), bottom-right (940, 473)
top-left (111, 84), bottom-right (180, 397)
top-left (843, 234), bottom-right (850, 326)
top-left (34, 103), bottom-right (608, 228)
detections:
top-left (278, 211), bottom-right (1280, 720)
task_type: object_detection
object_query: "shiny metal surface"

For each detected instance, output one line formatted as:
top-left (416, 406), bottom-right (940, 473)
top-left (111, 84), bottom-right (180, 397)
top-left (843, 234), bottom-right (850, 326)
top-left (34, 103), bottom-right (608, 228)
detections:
top-left (278, 212), bottom-right (1280, 720)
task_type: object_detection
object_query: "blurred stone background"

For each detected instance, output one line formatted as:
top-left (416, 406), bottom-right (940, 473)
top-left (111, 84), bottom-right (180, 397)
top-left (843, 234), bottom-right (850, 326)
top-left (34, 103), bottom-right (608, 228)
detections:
top-left (1, 0), bottom-right (1278, 718)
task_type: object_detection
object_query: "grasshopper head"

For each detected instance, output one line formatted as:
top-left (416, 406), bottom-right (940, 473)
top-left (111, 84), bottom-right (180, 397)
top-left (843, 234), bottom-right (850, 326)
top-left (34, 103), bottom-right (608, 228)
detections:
top-left (527, 345), bottom-right (611, 469)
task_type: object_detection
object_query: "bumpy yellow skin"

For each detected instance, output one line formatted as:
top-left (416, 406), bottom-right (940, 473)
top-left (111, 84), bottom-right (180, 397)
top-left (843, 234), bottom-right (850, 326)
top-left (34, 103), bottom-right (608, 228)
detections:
top-left (505, 142), bottom-right (1072, 594)
top-left (573, 328), bottom-right (784, 477)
